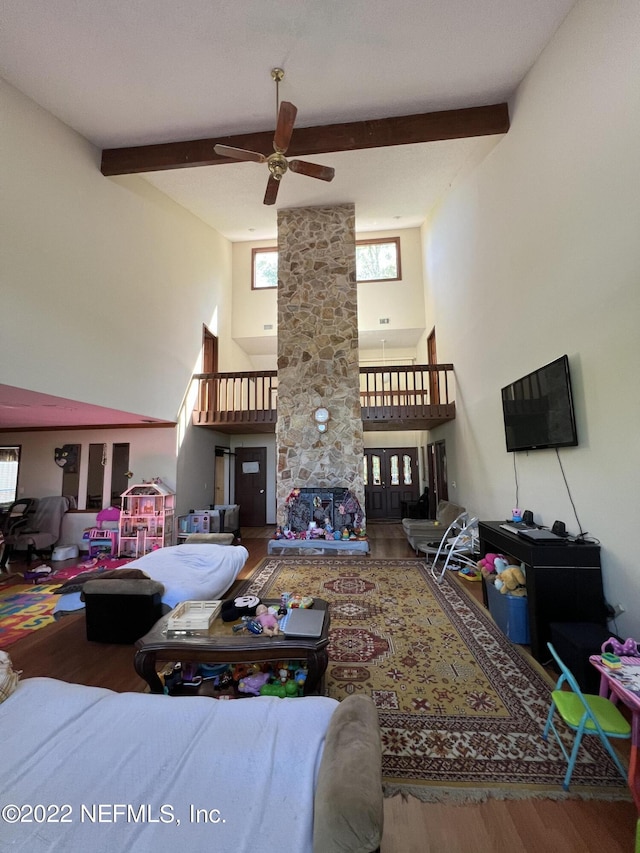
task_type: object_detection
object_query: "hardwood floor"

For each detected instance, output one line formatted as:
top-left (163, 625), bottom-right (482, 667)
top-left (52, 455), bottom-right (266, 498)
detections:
top-left (3, 523), bottom-right (637, 853)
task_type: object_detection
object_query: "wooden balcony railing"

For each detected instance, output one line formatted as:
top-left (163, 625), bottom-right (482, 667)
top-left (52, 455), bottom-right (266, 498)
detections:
top-left (193, 370), bottom-right (278, 432)
top-left (192, 364), bottom-right (455, 432)
top-left (359, 364), bottom-right (455, 429)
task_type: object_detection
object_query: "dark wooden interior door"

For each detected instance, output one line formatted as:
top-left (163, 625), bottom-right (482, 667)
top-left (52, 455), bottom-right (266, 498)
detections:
top-left (427, 440), bottom-right (448, 517)
top-left (427, 328), bottom-right (440, 405)
top-left (364, 448), bottom-right (419, 520)
top-left (202, 326), bottom-right (218, 373)
top-left (234, 447), bottom-right (267, 527)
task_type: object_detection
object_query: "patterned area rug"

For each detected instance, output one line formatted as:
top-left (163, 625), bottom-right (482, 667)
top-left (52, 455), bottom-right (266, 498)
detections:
top-left (0, 582), bottom-right (60, 647)
top-left (241, 556), bottom-right (630, 803)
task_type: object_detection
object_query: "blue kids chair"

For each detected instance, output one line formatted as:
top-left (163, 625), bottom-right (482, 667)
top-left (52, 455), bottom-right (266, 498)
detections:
top-left (543, 642), bottom-right (631, 790)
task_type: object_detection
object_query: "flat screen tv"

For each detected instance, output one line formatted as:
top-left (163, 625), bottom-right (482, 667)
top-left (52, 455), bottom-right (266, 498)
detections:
top-left (501, 355), bottom-right (578, 452)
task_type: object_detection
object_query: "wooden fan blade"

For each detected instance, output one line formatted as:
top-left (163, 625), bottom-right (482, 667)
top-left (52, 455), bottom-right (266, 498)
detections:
top-left (273, 101), bottom-right (298, 153)
top-left (264, 175), bottom-right (280, 206)
top-left (288, 160), bottom-right (335, 182)
top-left (214, 144), bottom-right (265, 163)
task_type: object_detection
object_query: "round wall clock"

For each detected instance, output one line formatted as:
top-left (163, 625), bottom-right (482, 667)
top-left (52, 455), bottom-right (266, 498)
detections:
top-left (313, 407), bottom-right (330, 424)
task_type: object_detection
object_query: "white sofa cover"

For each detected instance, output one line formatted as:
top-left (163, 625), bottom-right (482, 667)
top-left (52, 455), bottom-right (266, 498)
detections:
top-left (0, 678), bottom-right (383, 853)
top-left (52, 543), bottom-right (248, 617)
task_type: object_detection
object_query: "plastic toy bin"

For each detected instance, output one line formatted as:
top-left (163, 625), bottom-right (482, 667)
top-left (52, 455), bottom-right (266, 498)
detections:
top-left (485, 579), bottom-right (530, 644)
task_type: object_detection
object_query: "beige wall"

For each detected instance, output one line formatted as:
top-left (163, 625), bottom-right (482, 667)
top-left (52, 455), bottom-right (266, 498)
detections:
top-left (231, 239), bottom-right (278, 368)
top-left (423, 0), bottom-right (640, 635)
top-left (1, 77), bottom-right (237, 512)
top-left (1, 77), bottom-right (232, 423)
top-left (1, 427), bottom-right (176, 509)
top-left (356, 228), bottom-right (426, 357)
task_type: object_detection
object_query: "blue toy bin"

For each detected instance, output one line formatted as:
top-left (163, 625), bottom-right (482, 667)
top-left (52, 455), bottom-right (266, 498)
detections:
top-left (485, 579), bottom-right (530, 644)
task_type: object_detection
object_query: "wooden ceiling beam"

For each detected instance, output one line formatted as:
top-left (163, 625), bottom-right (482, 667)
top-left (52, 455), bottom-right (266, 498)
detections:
top-left (101, 102), bottom-right (509, 176)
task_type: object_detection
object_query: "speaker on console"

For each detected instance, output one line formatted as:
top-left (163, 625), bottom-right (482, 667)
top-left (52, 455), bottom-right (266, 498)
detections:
top-left (552, 520), bottom-right (567, 537)
top-left (522, 510), bottom-right (534, 526)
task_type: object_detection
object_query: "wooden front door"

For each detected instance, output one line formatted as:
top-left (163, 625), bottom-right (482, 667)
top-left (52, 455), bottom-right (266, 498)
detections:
top-left (234, 447), bottom-right (267, 527)
top-left (364, 448), bottom-right (419, 520)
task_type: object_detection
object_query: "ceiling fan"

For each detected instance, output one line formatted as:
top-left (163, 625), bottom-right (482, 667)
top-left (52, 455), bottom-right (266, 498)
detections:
top-left (214, 68), bottom-right (335, 206)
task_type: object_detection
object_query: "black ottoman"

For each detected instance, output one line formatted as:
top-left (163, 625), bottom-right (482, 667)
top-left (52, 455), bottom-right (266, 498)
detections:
top-left (84, 578), bottom-right (164, 644)
top-left (549, 622), bottom-right (618, 694)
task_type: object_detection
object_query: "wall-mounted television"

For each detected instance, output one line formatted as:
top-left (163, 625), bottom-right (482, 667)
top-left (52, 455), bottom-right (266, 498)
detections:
top-left (501, 355), bottom-right (578, 452)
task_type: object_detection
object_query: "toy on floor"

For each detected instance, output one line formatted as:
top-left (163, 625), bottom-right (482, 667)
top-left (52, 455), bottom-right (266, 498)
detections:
top-left (23, 565), bottom-right (53, 584)
top-left (494, 565), bottom-right (527, 595)
top-left (237, 671), bottom-right (271, 695)
top-left (459, 565), bottom-right (482, 582)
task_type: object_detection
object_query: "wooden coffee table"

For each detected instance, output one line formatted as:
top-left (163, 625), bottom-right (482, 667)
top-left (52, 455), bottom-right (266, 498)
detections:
top-left (134, 599), bottom-right (330, 696)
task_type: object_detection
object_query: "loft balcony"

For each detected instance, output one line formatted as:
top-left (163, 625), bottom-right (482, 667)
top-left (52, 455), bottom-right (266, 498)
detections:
top-left (192, 364), bottom-right (456, 434)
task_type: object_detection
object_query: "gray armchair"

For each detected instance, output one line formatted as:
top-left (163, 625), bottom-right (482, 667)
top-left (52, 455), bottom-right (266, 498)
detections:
top-left (0, 498), bottom-right (38, 568)
top-left (5, 496), bottom-right (69, 564)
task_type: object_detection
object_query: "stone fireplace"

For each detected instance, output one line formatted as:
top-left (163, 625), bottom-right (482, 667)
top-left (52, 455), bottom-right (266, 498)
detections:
top-left (268, 487), bottom-right (369, 556)
top-left (284, 487), bottom-right (364, 534)
top-left (275, 203), bottom-right (365, 529)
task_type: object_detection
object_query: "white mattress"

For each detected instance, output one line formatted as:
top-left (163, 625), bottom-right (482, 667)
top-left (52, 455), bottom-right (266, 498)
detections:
top-left (0, 678), bottom-right (338, 853)
top-left (53, 543), bottom-right (248, 617)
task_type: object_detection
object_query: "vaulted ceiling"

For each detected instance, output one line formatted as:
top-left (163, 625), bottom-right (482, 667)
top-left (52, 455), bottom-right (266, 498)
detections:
top-left (1, 0), bottom-right (575, 241)
top-left (0, 0), bottom-right (575, 428)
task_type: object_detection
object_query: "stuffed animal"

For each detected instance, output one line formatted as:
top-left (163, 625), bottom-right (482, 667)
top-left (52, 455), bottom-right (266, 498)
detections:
top-left (478, 553), bottom-right (506, 577)
top-left (221, 595), bottom-right (261, 622)
top-left (495, 565), bottom-right (527, 595)
top-left (255, 604), bottom-right (281, 636)
top-left (493, 557), bottom-right (509, 575)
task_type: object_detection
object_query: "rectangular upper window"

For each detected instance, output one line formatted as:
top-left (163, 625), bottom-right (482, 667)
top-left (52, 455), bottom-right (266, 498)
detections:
top-left (355, 237), bottom-right (401, 282)
top-left (252, 247), bottom-right (278, 290)
top-left (252, 236), bottom-right (402, 287)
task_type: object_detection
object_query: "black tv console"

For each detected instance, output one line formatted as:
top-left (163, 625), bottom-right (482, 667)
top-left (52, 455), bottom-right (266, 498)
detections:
top-left (478, 521), bottom-right (605, 663)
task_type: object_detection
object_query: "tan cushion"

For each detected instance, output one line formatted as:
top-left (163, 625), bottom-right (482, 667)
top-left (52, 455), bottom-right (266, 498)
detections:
top-left (313, 695), bottom-right (383, 853)
top-left (436, 500), bottom-right (465, 528)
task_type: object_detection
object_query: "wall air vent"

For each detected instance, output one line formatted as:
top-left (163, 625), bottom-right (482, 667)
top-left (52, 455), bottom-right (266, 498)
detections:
top-left (264, 324), bottom-right (273, 330)
top-left (379, 318), bottom-right (390, 325)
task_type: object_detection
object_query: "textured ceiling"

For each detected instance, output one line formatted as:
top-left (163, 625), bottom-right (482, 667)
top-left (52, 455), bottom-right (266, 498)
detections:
top-left (0, 0), bottom-right (575, 241)
top-left (0, 0), bottom-right (575, 427)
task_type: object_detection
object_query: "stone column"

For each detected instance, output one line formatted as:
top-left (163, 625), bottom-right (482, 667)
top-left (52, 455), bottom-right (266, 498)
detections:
top-left (276, 203), bottom-right (365, 527)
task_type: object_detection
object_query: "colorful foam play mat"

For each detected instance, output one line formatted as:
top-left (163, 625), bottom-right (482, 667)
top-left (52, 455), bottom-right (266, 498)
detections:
top-left (0, 582), bottom-right (60, 647)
